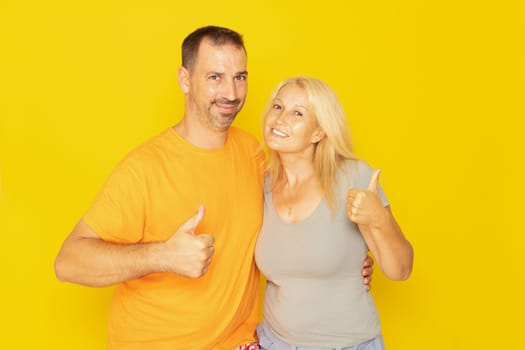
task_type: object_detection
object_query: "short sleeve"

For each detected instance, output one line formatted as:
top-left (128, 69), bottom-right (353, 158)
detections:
top-left (354, 161), bottom-right (389, 207)
top-left (83, 160), bottom-right (146, 243)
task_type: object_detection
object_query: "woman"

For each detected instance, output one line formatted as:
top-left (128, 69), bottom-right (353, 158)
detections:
top-left (255, 76), bottom-right (414, 350)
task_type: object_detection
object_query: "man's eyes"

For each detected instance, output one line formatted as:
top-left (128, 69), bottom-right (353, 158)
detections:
top-left (208, 75), bottom-right (246, 81)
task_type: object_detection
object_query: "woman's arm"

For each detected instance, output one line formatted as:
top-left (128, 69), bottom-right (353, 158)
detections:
top-left (347, 169), bottom-right (414, 280)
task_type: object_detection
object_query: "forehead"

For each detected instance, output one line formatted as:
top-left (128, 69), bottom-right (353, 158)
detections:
top-left (276, 83), bottom-right (309, 106)
top-left (194, 39), bottom-right (247, 72)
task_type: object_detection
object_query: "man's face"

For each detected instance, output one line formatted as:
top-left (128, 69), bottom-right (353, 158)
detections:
top-left (184, 39), bottom-right (248, 132)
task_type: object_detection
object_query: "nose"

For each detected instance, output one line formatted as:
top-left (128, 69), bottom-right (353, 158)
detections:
top-left (275, 110), bottom-right (288, 125)
top-left (220, 79), bottom-right (237, 101)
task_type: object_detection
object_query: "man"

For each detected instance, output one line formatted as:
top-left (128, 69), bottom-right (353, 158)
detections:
top-left (54, 26), bottom-right (373, 350)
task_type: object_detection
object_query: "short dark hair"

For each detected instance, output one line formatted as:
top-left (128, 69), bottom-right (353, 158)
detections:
top-left (181, 25), bottom-right (246, 70)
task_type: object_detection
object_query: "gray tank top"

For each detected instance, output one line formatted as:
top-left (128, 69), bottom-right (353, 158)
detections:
top-left (255, 160), bottom-right (389, 348)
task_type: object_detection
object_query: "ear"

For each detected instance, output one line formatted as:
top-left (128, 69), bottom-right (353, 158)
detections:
top-left (177, 67), bottom-right (190, 94)
top-left (311, 128), bottom-right (326, 144)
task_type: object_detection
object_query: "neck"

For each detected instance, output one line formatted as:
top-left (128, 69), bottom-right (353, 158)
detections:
top-left (280, 155), bottom-right (317, 189)
top-left (173, 118), bottom-right (228, 149)
top-left (274, 154), bottom-right (323, 222)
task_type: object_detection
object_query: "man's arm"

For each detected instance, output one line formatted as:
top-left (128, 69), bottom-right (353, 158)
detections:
top-left (54, 205), bottom-right (215, 287)
top-left (362, 255), bottom-right (374, 291)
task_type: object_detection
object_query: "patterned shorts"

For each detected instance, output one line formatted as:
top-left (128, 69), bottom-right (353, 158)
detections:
top-left (235, 342), bottom-right (260, 350)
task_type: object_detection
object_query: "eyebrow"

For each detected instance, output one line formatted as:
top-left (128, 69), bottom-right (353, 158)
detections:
top-left (207, 71), bottom-right (248, 76)
top-left (273, 98), bottom-right (307, 110)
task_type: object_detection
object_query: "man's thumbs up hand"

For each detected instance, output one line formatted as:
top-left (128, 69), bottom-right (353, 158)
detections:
top-left (159, 205), bottom-right (215, 278)
top-left (347, 169), bottom-right (386, 226)
top-left (178, 204), bottom-right (205, 235)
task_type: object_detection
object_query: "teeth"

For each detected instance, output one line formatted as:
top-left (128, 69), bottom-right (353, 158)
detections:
top-left (272, 128), bottom-right (287, 137)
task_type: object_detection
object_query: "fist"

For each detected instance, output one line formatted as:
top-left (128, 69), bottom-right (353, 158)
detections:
top-left (346, 169), bottom-right (385, 226)
top-left (162, 205), bottom-right (215, 278)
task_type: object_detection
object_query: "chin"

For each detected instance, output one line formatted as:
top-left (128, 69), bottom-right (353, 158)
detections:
top-left (211, 114), bottom-right (236, 130)
top-left (265, 141), bottom-right (284, 152)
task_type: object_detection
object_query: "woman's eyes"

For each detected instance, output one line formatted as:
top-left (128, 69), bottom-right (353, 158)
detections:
top-left (272, 104), bottom-right (303, 117)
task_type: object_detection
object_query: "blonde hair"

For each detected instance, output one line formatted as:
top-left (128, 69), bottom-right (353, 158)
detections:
top-left (263, 76), bottom-right (359, 213)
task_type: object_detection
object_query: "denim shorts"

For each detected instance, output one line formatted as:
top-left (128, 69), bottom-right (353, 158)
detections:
top-left (256, 322), bottom-right (385, 350)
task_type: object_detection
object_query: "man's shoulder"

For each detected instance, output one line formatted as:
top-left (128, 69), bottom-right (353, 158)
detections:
top-left (116, 128), bottom-right (173, 169)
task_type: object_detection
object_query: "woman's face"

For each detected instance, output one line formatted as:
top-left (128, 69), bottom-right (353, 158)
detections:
top-left (263, 83), bottom-right (324, 154)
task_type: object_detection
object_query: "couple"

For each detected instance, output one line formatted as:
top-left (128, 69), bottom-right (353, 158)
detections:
top-left (54, 25), bottom-right (413, 350)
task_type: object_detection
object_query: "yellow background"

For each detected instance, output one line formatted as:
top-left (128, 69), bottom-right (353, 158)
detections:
top-left (1, 0), bottom-right (522, 349)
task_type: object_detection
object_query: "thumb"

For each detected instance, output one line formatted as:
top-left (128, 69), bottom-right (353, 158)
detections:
top-left (178, 205), bottom-right (205, 235)
top-left (368, 169), bottom-right (381, 192)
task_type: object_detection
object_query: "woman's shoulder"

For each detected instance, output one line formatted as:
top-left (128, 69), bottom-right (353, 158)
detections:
top-left (338, 159), bottom-right (374, 189)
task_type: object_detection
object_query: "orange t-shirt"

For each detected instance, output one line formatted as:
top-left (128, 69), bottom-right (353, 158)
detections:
top-left (83, 127), bottom-right (264, 350)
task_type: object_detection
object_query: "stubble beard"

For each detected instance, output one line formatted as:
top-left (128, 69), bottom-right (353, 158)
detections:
top-left (205, 101), bottom-right (242, 131)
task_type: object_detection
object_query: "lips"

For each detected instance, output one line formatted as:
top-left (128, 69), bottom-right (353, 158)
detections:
top-left (215, 103), bottom-right (237, 112)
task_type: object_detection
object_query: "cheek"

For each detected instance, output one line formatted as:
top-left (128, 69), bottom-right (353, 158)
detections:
top-left (206, 85), bottom-right (217, 97)
top-left (263, 116), bottom-right (277, 139)
top-left (237, 83), bottom-right (248, 98)
top-left (290, 121), bottom-right (307, 134)
top-left (263, 121), bottom-right (273, 139)
top-left (263, 113), bottom-right (276, 127)
top-left (293, 123), bottom-right (317, 144)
